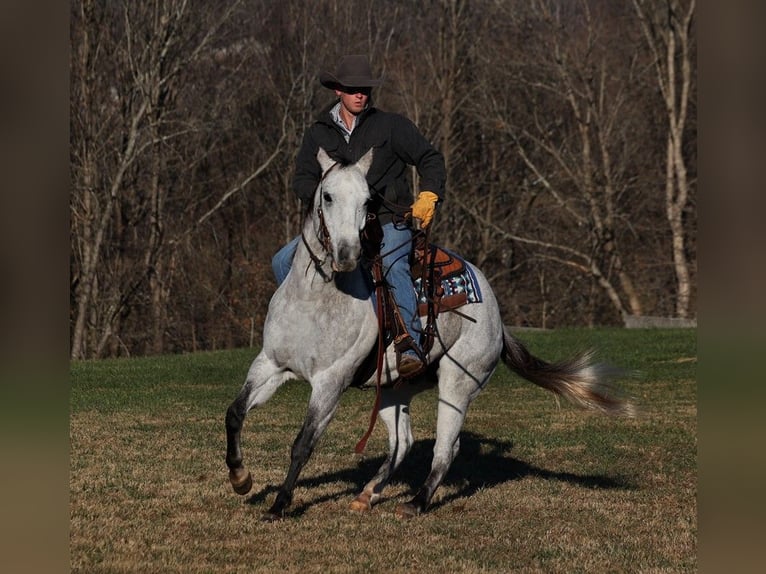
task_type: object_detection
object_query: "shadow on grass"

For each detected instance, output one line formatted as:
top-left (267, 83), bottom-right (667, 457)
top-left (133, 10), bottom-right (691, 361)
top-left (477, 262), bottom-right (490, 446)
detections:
top-left (426, 431), bottom-right (636, 512)
top-left (244, 430), bottom-right (636, 518)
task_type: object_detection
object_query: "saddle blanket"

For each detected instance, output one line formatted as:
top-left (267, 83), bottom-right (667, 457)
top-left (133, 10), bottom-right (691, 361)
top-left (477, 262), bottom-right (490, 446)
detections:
top-left (369, 246), bottom-right (482, 319)
top-left (411, 246), bottom-right (482, 316)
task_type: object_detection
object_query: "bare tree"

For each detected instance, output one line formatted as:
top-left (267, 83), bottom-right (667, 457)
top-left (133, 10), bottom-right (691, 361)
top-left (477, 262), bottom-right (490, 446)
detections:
top-left (70, 0), bottom-right (696, 357)
top-left (70, 0), bottom-right (288, 358)
top-left (452, 0), bottom-right (650, 324)
top-left (632, 0), bottom-right (696, 319)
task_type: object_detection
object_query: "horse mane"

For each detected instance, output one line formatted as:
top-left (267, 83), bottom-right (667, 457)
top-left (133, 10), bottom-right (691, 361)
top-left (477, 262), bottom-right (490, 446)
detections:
top-left (331, 156), bottom-right (352, 168)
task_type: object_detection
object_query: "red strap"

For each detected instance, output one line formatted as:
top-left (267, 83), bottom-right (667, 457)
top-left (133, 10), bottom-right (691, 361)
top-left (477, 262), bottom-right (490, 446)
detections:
top-left (355, 257), bottom-right (387, 454)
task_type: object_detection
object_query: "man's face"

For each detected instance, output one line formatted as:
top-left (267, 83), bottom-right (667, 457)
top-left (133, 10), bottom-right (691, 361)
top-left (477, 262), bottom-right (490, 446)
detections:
top-left (335, 86), bottom-right (371, 115)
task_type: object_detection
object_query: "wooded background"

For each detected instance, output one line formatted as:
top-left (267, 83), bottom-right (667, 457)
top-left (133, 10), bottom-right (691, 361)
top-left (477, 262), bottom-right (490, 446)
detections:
top-left (69, 0), bottom-right (696, 359)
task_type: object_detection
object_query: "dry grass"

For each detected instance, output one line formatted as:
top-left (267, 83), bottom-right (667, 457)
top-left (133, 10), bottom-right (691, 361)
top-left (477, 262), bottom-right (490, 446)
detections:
top-left (70, 329), bottom-right (696, 572)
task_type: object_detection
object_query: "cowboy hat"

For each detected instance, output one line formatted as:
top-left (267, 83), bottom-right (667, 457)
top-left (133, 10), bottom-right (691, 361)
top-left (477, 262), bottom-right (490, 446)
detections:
top-left (319, 55), bottom-right (382, 89)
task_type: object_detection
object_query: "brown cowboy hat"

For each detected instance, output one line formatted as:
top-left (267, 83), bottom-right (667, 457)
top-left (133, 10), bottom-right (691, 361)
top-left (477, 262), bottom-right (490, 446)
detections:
top-left (319, 55), bottom-right (382, 89)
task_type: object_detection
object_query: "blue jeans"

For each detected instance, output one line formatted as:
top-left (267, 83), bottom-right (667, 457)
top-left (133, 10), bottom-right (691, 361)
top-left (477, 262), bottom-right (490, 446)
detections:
top-left (271, 223), bottom-right (420, 349)
top-left (272, 236), bottom-right (300, 286)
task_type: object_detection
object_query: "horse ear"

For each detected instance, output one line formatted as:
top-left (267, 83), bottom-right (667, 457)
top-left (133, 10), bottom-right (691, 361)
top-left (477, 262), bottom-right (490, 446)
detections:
top-left (356, 148), bottom-right (374, 177)
top-left (317, 148), bottom-right (335, 175)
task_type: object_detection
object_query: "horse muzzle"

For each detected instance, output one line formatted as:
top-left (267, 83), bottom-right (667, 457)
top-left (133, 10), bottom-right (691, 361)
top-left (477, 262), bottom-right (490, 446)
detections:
top-left (333, 242), bottom-right (361, 273)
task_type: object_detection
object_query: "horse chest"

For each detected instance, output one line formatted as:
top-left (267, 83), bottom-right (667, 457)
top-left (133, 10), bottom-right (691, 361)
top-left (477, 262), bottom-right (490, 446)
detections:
top-left (265, 290), bottom-right (376, 355)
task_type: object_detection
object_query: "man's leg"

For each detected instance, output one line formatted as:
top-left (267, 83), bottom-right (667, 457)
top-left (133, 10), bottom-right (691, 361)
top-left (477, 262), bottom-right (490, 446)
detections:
top-left (381, 223), bottom-right (423, 376)
top-left (271, 236), bottom-right (300, 285)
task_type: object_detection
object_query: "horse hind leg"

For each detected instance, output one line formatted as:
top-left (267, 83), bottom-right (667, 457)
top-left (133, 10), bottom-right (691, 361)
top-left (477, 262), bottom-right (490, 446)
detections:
top-left (396, 365), bottom-right (490, 518)
top-left (350, 389), bottom-right (415, 512)
top-left (395, 404), bottom-right (464, 518)
top-left (225, 355), bottom-right (292, 496)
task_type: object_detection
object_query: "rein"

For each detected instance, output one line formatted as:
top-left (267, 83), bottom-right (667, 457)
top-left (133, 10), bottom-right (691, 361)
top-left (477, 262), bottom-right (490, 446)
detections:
top-left (354, 251), bottom-right (388, 454)
top-left (354, 217), bottom-right (429, 454)
top-left (300, 231), bottom-right (332, 282)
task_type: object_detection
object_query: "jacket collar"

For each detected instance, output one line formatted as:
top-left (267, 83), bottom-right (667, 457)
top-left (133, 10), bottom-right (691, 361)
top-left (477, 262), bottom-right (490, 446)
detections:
top-left (318, 102), bottom-right (375, 131)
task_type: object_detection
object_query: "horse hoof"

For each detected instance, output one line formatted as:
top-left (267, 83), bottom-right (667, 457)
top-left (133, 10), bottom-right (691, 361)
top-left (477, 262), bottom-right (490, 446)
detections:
top-left (261, 512), bottom-right (282, 523)
top-left (394, 502), bottom-right (420, 519)
top-left (349, 493), bottom-right (372, 512)
top-left (229, 468), bottom-right (253, 495)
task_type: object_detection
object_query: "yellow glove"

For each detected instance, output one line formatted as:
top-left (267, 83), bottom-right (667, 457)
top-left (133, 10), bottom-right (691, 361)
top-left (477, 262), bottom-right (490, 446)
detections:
top-left (411, 191), bottom-right (439, 228)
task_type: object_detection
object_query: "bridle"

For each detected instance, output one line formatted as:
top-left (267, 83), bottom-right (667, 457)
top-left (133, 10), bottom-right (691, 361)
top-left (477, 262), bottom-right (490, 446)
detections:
top-left (299, 160), bottom-right (414, 285)
top-left (300, 162), bottom-right (341, 282)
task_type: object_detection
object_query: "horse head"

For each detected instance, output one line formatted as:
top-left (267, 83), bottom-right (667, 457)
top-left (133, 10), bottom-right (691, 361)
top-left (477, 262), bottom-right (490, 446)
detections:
top-left (314, 147), bottom-right (373, 273)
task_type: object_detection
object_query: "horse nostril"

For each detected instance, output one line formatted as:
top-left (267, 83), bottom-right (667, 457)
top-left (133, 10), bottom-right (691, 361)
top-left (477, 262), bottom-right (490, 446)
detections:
top-left (336, 243), bottom-right (360, 269)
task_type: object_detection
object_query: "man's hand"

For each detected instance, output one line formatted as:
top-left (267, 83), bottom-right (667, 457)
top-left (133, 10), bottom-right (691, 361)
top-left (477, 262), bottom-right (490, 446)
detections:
top-left (411, 191), bottom-right (439, 228)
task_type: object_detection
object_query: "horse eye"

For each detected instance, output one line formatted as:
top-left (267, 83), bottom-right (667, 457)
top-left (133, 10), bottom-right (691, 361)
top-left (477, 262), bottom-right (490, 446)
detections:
top-left (322, 192), bottom-right (332, 203)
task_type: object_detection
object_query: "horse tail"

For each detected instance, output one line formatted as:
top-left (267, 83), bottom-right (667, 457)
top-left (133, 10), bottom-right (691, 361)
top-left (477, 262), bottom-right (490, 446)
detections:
top-left (501, 326), bottom-right (637, 417)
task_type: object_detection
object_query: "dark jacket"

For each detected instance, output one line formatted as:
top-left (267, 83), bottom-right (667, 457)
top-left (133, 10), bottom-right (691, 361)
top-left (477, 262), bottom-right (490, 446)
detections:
top-left (292, 103), bottom-right (446, 224)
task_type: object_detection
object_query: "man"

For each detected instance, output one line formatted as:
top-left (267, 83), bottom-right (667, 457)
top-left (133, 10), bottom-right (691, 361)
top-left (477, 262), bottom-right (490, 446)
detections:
top-left (272, 54), bottom-right (446, 378)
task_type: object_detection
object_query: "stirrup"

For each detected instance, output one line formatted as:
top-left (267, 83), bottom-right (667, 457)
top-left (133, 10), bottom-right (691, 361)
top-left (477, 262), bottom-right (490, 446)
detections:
top-left (398, 353), bottom-right (425, 378)
top-left (394, 335), bottom-right (425, 379)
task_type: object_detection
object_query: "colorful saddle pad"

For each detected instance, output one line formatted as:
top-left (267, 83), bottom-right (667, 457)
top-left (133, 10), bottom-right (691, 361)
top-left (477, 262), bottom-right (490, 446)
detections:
top-left (411, 245), bottom-right (482, 316)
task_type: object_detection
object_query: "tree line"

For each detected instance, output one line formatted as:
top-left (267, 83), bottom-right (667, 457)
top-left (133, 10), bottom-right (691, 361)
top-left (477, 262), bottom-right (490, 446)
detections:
top-left (70, 0), bottom-right (696, 359)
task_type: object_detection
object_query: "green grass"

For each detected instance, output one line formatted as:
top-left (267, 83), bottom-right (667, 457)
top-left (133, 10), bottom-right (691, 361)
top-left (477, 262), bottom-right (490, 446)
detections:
top-left (70, 328), bottom-right (696, 573)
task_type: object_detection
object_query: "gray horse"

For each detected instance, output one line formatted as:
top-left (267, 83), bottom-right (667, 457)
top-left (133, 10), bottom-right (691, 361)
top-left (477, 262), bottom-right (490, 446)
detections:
top-left (225, 148), bottom-right (635, 521)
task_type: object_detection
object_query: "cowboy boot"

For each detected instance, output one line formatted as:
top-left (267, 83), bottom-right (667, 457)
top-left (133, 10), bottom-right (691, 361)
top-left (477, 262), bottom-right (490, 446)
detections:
top-left (395, 335), bottom-right (425, 378)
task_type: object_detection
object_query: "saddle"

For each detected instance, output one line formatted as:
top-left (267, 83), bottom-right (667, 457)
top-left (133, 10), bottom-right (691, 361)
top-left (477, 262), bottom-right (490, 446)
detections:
top-left (360, 215), bottom-right (479, 362)
top-left (410, 234), bottom-right (475, 318)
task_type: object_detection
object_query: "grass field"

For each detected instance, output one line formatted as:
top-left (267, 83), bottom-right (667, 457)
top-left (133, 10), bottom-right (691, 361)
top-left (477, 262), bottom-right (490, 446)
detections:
top-left (70, 328), bottom-right (696, 573)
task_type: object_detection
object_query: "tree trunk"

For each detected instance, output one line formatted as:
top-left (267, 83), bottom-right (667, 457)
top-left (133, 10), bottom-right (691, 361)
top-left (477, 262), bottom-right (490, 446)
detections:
top-left (634, 0), bottom-right (695, 318)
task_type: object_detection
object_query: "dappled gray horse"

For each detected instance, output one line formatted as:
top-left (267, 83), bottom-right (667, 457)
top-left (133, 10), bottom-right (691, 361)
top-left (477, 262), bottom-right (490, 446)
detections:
top-left (225, 148), bottom-right (635, 520)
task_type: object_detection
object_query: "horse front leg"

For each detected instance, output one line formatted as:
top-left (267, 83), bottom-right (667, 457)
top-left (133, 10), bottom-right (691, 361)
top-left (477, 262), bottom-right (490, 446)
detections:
top-left (263, 383), bottom-right (344, 521)
top-left (350, 388), bottom-right (416, 512)
top-left (225, 355), bottom-right (291, 496)
top-left (226, 395), bottom-right (253, 495)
